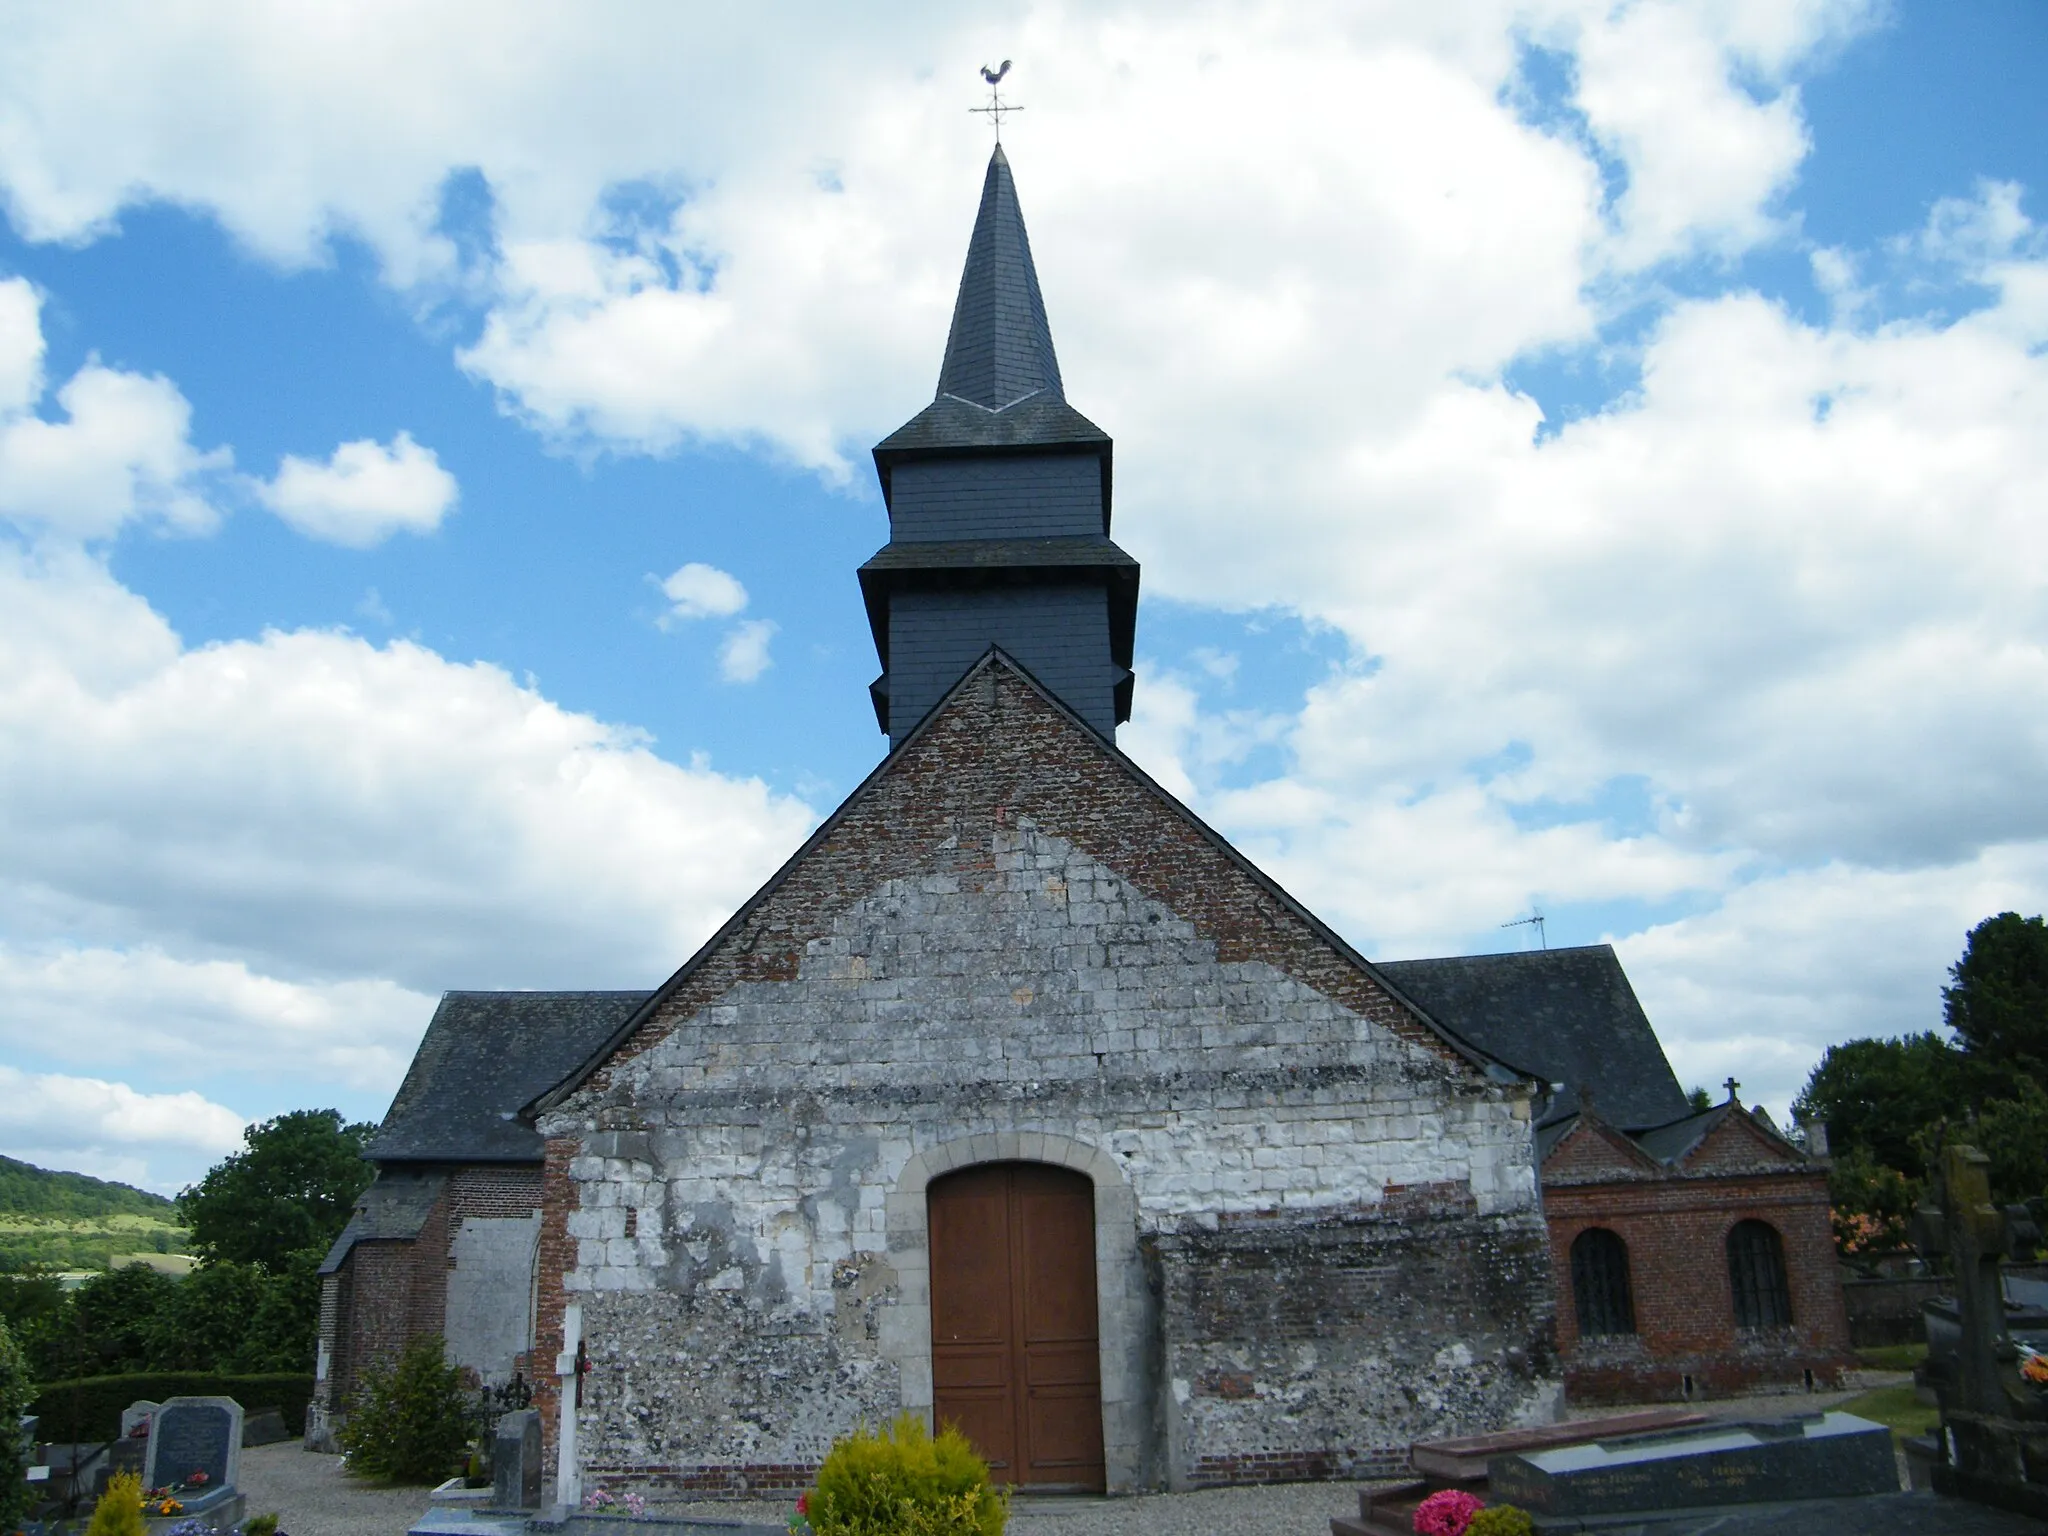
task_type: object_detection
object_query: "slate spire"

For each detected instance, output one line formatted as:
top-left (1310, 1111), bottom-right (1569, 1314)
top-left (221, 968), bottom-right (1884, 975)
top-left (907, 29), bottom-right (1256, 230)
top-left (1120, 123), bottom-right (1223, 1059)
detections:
top-left (935, 145), bottom-right (1065, 411)
top-left (863, 148), bottom-right (1138, 747)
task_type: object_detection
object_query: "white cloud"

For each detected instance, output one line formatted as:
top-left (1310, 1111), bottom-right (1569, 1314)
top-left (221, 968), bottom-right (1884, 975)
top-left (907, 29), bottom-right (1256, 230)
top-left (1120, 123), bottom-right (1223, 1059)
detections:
top-left (0, 278), bottom-right (43, 415)
top-left (0, 544), bottom-right (816, 992)
top-left (255, 431), bottom-right (458, 547)
top-left (0, 1066), bottom-right (247, 1193)
top-left (1617, 845), bottom-right (2048, 1119)
top-left (717, 618), bottom-right (776, 684)
top-left (0, 944), bottom-right (433, 1093)
top-left (0, 284), bottom-right (229, 541)
top-left (659, 561), bottom-right (748, 622)
top-left (0, 3), bottom-right (1870, 468)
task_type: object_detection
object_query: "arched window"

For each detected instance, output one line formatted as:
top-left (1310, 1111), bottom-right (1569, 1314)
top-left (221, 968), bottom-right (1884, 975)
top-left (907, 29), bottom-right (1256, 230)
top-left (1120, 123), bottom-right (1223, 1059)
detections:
top-left (1727, 1219), bottom-right (1793, 1329)
top-left (1570, 1227), bottom-right (1636, 1337)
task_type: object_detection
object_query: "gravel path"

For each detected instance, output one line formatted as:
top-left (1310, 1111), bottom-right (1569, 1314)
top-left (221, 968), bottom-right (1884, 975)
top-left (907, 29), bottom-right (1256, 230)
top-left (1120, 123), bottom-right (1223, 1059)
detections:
top-left (246, 1446), bottom-right (1367, 1536)
top-left (237, 1443), bottom-right (437, 1536)
top-left (658, 1481), bottom-right (1367, 1536)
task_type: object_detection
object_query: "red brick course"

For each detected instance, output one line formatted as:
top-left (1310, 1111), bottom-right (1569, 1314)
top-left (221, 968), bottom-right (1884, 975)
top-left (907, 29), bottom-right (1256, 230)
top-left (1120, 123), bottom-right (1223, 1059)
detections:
top-left (533, 1137), bottom-right (579, 1481)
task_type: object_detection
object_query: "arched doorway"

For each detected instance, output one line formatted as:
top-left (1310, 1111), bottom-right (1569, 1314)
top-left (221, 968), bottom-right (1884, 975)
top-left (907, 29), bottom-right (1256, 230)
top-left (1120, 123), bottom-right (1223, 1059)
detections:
top-left (928, 1161), bottom-right (1105, 1491)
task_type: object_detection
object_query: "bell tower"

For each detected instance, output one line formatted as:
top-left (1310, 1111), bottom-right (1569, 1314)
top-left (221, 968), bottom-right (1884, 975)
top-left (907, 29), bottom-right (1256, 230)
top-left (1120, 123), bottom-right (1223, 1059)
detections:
top-left (862, 146), bottom-right (1139, 745)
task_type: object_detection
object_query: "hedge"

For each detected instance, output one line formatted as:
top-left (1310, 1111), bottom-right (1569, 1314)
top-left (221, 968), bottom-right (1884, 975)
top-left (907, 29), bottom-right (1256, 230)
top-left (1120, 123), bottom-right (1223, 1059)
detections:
top-left (29, 1373), bottom-right (315, 1443)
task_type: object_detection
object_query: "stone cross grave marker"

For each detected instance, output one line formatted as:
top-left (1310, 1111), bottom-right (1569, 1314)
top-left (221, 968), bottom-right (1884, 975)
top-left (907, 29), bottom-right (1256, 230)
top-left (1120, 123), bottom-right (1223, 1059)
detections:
top-left (143, 1396), bottom-right (242, 1497)
top-left (1912, 1143), bottom-right (2021, 1416)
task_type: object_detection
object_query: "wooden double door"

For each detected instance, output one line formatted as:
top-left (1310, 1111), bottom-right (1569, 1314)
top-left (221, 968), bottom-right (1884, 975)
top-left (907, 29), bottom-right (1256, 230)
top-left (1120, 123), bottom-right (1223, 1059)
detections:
top-left (928, 1162), bottom-right (1105, 1490)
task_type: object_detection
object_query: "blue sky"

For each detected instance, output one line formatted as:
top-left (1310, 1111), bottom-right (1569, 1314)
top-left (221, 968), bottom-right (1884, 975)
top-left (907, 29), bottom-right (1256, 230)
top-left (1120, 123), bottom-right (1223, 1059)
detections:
top-left (0, 1), bottom-right (2043, 1191)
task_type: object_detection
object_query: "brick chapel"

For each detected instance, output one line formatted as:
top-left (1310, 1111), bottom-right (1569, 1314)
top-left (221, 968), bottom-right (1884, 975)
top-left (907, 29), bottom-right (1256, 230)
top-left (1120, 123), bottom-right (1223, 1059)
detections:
top-left (312, 146), bottom-right (1850, 1495)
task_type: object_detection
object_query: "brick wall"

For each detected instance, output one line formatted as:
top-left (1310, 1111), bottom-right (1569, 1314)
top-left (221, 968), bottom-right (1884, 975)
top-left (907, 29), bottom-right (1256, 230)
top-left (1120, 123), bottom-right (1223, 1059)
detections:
top-left (1544, 1166), bottom-right (1853, 1402)
top-left (328, 1164), bottom-right (547, 1412)
top-left (328, 1185), bottom-right (452, 1407)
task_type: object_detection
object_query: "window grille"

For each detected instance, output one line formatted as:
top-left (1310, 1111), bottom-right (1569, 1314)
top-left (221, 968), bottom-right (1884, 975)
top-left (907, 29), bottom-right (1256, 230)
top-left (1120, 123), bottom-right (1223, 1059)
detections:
top-left (1570, 1227), bottom-right (1636, 1337)
top-left (1727, 1219), bottom-right (1793, 1329)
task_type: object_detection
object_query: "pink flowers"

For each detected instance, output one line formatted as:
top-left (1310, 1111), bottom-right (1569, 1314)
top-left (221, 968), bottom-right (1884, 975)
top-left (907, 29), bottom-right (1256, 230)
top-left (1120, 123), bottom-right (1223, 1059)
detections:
top-left (1414, 1489), bottom-right (1485, 1536)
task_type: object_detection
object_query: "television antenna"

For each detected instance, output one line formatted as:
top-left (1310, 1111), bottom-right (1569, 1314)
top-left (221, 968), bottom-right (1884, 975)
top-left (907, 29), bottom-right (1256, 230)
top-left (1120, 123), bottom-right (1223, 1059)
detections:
top-left (1502, 907), bottom-right (1547, 949)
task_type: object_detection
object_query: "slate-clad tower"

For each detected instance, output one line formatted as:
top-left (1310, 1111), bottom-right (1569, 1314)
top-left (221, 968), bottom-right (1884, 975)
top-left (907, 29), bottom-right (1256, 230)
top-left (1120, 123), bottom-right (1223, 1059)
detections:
top-left (863, 146), bottom-right (1139, 745)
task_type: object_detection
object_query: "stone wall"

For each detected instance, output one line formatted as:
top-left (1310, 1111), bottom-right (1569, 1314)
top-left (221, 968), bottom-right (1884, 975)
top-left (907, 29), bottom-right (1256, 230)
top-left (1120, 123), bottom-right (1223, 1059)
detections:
top-left (1159, 1192), bottom-right (1558, 1485)
top-left (534, 660), bottom-right (1556, 1494)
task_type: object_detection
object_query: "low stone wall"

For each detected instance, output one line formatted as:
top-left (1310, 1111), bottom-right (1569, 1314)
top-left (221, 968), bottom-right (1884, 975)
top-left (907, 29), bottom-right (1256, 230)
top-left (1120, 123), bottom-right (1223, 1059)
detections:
top-left (1841, 1275), bottom-right (1943, 1348)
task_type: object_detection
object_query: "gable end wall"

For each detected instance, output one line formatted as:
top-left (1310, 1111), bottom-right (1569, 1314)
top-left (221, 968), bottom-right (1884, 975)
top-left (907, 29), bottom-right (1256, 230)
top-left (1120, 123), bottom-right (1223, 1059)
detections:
top-left (532, 666), bottom-right (1556, 1494)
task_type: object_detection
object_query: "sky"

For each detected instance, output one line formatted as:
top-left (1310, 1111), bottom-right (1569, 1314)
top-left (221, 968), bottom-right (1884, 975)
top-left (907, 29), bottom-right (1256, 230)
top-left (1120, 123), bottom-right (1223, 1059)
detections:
top-left (0, 0), bottom-right (2043, 1194)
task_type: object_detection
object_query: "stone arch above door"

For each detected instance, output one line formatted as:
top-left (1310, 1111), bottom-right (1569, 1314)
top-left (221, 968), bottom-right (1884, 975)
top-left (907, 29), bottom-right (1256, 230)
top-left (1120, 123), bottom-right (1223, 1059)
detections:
top-left (883, 1132), bottom-right (1149, 1492)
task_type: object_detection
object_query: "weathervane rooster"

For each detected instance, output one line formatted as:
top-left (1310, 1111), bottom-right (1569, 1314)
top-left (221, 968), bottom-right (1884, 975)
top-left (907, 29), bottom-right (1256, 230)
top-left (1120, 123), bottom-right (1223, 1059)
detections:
top-left (971, 60), bottom-right (1021, 141)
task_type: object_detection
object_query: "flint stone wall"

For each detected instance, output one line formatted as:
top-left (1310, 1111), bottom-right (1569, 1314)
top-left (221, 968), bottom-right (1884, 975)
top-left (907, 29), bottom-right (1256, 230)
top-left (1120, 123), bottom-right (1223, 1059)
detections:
top-left (540, 817), bottom-right (1554, 1492)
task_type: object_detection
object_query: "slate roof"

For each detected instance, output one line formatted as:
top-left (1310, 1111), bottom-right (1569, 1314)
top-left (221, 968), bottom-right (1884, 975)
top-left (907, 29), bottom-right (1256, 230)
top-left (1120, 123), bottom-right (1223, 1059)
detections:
top-left (1631, 1104), bottom-right (1729, 1165)
top-left (874, 146), bottom-right (1111, 462)
top-left (937, 143), bottom-right (1062, 410)
top-left (366, 990), bottom-right (651, 1164)
top-left (1376, 945), bottom-right (1689, 1131)
top-left (1545, 1099), bottom-right (1812, 1175)
top-left (317, 1167), bottom-right (446, 1274)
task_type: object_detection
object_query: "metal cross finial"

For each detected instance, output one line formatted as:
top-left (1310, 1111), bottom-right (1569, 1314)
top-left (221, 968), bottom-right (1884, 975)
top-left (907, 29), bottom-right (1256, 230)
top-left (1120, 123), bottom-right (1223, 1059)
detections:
top-left (970, 60), bottom-right (1023, 143)
top-left (1724, 1077), bottom-right (1741, 1104)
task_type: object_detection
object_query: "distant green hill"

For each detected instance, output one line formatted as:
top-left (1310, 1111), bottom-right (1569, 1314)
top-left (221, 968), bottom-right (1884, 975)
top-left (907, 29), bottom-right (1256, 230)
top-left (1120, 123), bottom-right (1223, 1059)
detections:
top-left (0, 1155), bottom-right (190, 1272)
top-left (0, 1156), bottom-right (173, 1218)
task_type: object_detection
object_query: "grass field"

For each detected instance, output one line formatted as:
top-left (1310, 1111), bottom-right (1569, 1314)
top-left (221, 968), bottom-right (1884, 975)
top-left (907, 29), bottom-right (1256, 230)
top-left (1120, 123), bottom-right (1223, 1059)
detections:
top-left (0, 1211), bottom-right (193, 1272)
top-left (1840, 1382), bottom-right (1939, 1441)
top-left (1855, 1342), bottom-right (1929, 1371)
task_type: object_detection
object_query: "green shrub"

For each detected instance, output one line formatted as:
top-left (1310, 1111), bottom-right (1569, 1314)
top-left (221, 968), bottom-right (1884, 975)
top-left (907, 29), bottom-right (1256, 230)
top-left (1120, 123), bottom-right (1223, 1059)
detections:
top-left (28, 1372), bottom-right (315, 1442)
top-left (244, 1513), bottom-right (281, 1536)
top-left (337, 1336), bottom-right (471, 1484)
top-left (807, 1415), bottom-right (1006, 1536)
top-left (0, 1318), bottom-right (35, 1532)
top-left (84, 1471), bottom-right (146, 1536)
top-left (1466, 1506), bottom-right (1534, 1536)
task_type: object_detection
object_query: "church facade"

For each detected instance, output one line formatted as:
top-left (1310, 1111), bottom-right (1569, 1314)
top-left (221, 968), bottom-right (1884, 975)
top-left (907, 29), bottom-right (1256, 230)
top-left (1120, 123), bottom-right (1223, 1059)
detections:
top-left (518, 146), bottom-right (1560, 1493)
top-left (528, 656), bottom-right (1555, 1494)
top-left (314, 144), bottom-right (1847, 1496)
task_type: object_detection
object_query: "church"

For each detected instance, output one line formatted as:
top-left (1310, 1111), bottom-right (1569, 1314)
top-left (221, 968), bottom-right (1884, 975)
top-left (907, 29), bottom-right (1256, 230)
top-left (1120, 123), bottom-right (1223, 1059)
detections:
top-left (312, 145), bottom-right (1849, 1496)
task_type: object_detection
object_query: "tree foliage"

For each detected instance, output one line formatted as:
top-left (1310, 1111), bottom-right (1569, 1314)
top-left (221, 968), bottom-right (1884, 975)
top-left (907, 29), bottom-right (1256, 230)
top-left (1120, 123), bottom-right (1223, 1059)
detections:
top-left (1792, 1031), bottom-right (1989, 1181)
top-left (1945, 911), bottom-right (2048, 1076)
top-left (0, 1318), bottom-right (36, 1531)
top-left (0, 1156), bottom-right (174, 1220)
top-left (177, 1109), bottom-right (374, 1270)
top-left (1799, 911), bottom-right (2048, 1260)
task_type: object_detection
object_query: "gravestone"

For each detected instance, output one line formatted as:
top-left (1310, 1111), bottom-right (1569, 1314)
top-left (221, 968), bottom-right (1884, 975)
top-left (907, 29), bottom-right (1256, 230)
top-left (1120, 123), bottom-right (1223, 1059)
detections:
top-left (240, 1408), bottom-right (289, 1448)
top-left (143, 1396), bottom-right (242, 1496)
top-left (1913, 1143), bottom-right (2048, 1517)
top-left (121, 1401), bottom-right (159, 1440)
top-left (1488, 1412), bottom-right (1898, 1519)
top-left (491, 1409), bottom-right (543, 1510)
